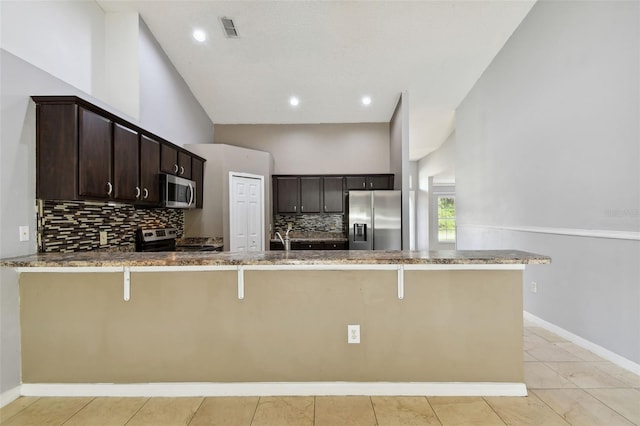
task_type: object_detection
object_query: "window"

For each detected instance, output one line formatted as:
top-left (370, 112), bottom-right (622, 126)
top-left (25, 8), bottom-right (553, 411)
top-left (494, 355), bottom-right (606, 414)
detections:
top-left (437, 195), bottom-right (456, 243)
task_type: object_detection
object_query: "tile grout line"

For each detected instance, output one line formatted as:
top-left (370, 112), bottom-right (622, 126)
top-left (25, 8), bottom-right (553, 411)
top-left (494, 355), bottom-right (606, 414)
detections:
top-left (369, 396), bottom-right (379, 426)
top-left (59, 396), bottom-right (95, 426)
top-left (186, 396), bottom-right (206, 426)
top-left (249, 396), bottom-right (260, 426)
top-left (0, 396), bottom-right (41, 424)
top-left (123, 397), bottom-right (150, 426)
top-left (481, 396), bottom-right (509, 426)
top-left (527, 389), bottom-right (572, 424)
top-left (423, 396), bottom-right (444, 426)
top-left (583, 387), bottom-right (640, 426)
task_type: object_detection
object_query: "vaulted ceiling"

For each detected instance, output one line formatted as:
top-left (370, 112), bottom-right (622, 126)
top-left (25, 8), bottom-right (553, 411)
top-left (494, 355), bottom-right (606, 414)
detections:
top-left (98, 0), bottom-right (535, 160)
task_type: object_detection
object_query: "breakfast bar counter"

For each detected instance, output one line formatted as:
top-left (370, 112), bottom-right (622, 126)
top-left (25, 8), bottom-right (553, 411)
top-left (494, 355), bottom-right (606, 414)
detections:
top-left (2, 250), bottom-right (549, 397)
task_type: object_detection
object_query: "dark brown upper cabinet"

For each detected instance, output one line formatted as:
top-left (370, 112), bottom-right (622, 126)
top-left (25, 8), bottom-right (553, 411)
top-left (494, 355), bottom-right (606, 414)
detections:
top-left (274, 176), bottom-right (299, 214)
top-left (161, 144), bottom-right (192, 179)
top-left (33, 96), bottom-right (205, 207)
top-left (113, 123), bottom-right (139, 202)
top-left (160, 143), bottom-right (178, 175)
top-left (323, 176), bottom-right (344, 213)
top-left (346, 175), bottom-right (394, 191)
top-left (139, 135), bottom-right (161, 205)
top-left (299, 177), bottom-right (321, 213)
top-left (78, 108), bottom-right (113, 199)
top-left (178, 151), bottom-right (192, 179)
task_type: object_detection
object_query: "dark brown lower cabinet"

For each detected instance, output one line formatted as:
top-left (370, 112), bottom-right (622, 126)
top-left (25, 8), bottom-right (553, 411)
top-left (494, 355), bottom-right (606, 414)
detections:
top-left (270, 241), bottom-right (347, 250)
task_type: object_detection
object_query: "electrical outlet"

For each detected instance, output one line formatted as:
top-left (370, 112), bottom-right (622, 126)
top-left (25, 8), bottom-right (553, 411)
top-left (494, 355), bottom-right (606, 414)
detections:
top-left (19, 226), bottom-right (29, 242)
top-left (531, 281), bottom-right (538, 294)
top-left (99, 231), bottom-right (108, 246)
top-left (348, 324), bottom-right (360, 344)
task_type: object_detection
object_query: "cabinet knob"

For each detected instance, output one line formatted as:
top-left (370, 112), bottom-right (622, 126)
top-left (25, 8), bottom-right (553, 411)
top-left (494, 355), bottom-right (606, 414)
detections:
top-left (294, 205), bottom-right (297, 212)
top-left (143, 188), bottom-right (149, 199)
top-left (362, 182), bottom-right (366, 188)
top-left (135, 187), bottom-right (141, 199)
top-left (369, 181), bottom-right (373, 188)
top-left (106, 182), bottom-right (113, 196)
top-left (173, 164), bottom-right (179, 173)
top-left (301, 205), bottom-right (304, 212)
top-left (180, 166), bottom-right (185, 175)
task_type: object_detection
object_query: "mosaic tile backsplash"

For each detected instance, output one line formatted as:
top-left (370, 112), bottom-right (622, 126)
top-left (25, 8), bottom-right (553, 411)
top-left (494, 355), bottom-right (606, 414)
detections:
top-left (37, 200), bottom-right (184, 253)
top-left (274, 214), bottom-right (345, 235)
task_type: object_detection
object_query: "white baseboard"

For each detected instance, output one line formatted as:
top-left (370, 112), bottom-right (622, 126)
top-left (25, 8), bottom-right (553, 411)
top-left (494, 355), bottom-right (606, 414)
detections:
top-left (524, 311), bottom-right (640, 375)
top-left (0, 386), bottom-right (21, 408)
top-left (20, 382), bottom-right (527, 398)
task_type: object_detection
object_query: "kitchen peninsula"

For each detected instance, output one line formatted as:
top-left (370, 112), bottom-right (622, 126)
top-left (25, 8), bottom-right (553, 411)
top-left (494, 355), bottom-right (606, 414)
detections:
top-left (1, 249), bottom-right (549, 397)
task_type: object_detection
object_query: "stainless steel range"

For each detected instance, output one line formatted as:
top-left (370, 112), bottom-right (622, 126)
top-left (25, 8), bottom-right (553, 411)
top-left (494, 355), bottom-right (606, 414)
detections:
top-left (135, 227), bottom-right (178, 252)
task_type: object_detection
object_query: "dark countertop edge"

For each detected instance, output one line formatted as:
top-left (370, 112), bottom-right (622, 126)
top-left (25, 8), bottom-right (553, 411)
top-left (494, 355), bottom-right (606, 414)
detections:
top-left (0, 250), bottom-right (551, 268)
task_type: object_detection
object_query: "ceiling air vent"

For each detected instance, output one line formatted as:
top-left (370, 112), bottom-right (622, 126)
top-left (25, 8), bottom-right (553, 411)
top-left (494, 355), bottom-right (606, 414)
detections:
top-left (220, 17), bottom-right (238, 38)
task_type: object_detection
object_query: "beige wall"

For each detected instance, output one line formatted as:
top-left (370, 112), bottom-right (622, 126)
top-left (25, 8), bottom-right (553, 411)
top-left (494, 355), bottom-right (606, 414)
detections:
top-left (184, 144), bottom-right (273, 250)
top-left (20, 269), bottom-right (523, 384)
top-left (214, 123), bottom-right (390, 175)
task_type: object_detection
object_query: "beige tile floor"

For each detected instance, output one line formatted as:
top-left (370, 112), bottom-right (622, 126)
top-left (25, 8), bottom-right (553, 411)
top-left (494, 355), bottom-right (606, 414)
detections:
top-left (1, 322), bottom-right (639, 425)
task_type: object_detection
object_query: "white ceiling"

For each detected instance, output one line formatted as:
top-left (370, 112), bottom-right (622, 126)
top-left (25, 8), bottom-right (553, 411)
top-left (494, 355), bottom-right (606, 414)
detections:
top-left (98, 0), bottom-right (535, 160)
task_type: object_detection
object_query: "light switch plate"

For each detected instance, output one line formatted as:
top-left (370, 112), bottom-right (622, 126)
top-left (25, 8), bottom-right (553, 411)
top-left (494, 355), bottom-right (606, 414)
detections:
top-left (19, 226), bottom-right (29, 242)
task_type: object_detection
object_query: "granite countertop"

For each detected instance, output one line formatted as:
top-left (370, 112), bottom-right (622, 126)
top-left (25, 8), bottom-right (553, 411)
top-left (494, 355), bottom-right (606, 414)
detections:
top-left (175, 237), bottom-right (223, 249)
top-left (0, 250), bottom-right (550, 268)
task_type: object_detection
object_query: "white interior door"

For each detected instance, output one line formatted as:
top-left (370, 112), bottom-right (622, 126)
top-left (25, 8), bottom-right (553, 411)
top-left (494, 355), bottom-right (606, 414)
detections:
top-left (230, 174), bottom-right (264, 252)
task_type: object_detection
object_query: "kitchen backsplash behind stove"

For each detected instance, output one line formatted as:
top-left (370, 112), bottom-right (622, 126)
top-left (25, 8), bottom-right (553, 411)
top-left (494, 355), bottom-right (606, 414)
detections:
top-left (37, 200), bottom-right (184, 253)
top-left (274, 214), bottom-right (344, 234)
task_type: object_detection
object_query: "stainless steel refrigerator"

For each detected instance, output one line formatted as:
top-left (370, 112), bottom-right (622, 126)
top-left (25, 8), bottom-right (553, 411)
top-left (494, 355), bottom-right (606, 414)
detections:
top-left (348, 190), bottom-right (401, 250)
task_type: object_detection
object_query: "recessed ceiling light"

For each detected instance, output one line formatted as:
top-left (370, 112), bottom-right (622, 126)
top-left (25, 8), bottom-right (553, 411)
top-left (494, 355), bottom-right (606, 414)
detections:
top-left (193, 29), bottom-right (207, 42)
top-left (289, 96), bottom-right (300, 107)
top-left (362, 96), bottom-right (372, 106)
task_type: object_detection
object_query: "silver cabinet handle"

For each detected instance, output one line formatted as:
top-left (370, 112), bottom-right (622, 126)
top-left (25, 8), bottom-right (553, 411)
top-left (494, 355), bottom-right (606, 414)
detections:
top-left (301, 205), bottom-right (304, 212)
top-left (107, 182), bottom-right (113, 196)
top-left (143, 188), bottom-right (149, 199)
top-left (362, 181), bottom-right (366, 188)
top-left (369, 181), bottom-right (373, 188)
top-left (173, 164), bottom-right (179, 173)
top-left (294, 205), bottom-right (297, 212)
top-left (180, 166), bottom-right (185, 175)
top-left (135, 187), bottom-right (141, 199)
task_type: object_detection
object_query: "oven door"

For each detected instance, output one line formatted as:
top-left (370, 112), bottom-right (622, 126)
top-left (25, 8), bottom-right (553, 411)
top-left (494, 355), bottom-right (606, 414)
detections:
top-left (161, 174), bottom-right (196, 208)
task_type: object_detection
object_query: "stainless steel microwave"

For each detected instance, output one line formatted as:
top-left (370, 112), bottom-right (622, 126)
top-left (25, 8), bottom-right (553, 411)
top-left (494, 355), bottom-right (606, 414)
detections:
top-left (160, 173), bottom-right (196, 209)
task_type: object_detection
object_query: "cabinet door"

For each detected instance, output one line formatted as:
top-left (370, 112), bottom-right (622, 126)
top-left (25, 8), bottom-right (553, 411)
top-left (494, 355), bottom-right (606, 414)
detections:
top-left (300, 177), bottom-right (321, 213)
top-left (178, 151), bottom-right (192, 179)
top-left (275, 177), bottom-right (299, 213)
top-left (345, 176), bottom-right (367, 190)
top-left (113, 124), bottom-right (139, 201)
top-left (36, 103), bottom-right (78, 200)
top-left (323, 177), bottom-right (344, 213)
top-left (368, 175), bottom-right (393, 190)
top-left (160, 143), bottom-right (178, 175)
top-left (191, 157), bottom-right (204, 208)
top-left (325, 242), bottom-right (347, 250)
top-left (139, 135), bottom-right (160, 205)
top-left (78, 108), bottom-right (112, 199)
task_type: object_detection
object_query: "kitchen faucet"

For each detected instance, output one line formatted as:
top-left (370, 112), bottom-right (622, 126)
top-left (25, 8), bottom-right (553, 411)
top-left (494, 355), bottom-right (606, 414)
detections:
top-left (275, 223), bottom-right (292, 251)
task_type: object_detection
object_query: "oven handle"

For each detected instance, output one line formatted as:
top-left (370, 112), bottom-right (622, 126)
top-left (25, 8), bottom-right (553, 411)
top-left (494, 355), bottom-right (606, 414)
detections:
top-left (188, 183), bottom-right (194, 207)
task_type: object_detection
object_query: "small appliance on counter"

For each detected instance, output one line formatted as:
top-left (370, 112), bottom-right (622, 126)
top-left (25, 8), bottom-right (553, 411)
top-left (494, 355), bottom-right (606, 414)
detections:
top-left (161, 173), bottom-right (196, 208)
top-left (135, 227), bottom-right (178, 252)
top-left (348, 190), bottom-right (401, 250)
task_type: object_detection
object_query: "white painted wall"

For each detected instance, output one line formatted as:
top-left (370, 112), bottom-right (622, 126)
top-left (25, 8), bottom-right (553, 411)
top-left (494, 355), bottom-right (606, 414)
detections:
top-left (214, 123), bottom-right (389, 175)
top-left (183, 144), bottom-right (273, 251)
top-left (139, 20), bottom-right (214, 146)
top-left (416, 132), bottom-right (456, 250)
top-left (456, 1), bottom-right (639, 364)
top-left (105, 12), bottom-right (140, 119)
top-left (0, 0), bottom-right (106, 100)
